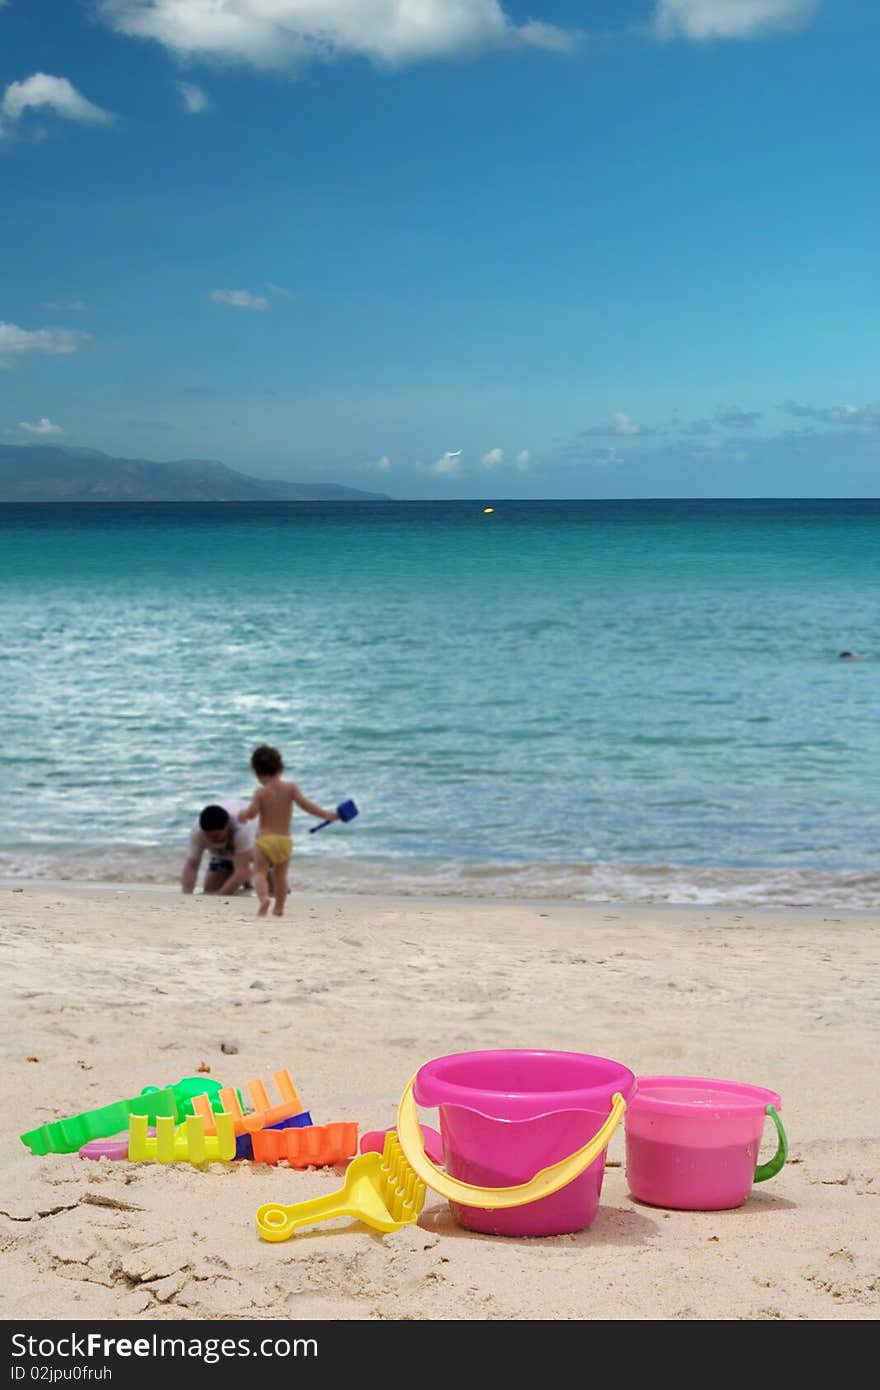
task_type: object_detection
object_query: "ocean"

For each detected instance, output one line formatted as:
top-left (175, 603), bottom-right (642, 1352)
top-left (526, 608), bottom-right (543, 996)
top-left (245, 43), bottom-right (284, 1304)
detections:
top-left (1, 498), bottom-right (878, 908)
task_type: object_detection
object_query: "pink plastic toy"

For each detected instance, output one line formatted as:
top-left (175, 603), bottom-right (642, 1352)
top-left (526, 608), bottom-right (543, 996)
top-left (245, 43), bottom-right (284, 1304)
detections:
top-left (79, 1132), bottom-right (154, 1161)
top-left (625, 1075), bottom-right (788, 1211)
top-left (402, 1049), bottom-right (636, 1237)
top-left (360, 1125), bottom-right (445, 1165)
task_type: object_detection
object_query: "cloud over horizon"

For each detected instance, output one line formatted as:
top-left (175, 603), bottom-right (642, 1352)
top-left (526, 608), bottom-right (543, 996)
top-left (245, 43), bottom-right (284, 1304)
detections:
top-left (584, 412), bottom-right (662, 439)
top-left (784, 399), bottom-right (880, 428)
top-left (431, 449), bottom-right (463, 475)
top-left (19, 417), bottom-right (64, 436)
top-left (0, 321), bottom-right (88, 368)
top-left (653, 0), bottom-right (820, 41)
top-left (97, 0), bottom-right (580, 70)
top-left (714, 406), bottom-right (762, 428)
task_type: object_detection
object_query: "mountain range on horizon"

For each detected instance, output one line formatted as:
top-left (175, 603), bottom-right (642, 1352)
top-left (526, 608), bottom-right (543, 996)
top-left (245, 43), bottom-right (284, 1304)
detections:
top-left (0, 444), bottom-right (391, 503)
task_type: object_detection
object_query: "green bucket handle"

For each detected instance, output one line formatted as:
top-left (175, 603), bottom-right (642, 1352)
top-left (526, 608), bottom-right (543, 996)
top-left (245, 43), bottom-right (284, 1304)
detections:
top-left (754, 1104), bottom-right (788, 1183)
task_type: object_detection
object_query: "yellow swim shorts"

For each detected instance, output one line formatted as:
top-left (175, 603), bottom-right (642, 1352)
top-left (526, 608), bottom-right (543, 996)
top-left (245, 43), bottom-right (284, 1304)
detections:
top-left (256, 834), bottom-right (293, 866)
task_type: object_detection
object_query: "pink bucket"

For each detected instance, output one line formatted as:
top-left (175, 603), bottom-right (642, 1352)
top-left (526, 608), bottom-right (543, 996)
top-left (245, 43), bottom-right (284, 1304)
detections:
top-left (625, 1075), bottom-right (788, 1211)
top-left (412, 1049), bottom-right (636, 1236)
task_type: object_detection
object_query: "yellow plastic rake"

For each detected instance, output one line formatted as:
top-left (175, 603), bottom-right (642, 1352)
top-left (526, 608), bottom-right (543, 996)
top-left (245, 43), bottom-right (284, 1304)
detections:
top-left (255, 1132), bottom-right (426, 1241)
top-left (128, 1112), bottom-right (236, 1164)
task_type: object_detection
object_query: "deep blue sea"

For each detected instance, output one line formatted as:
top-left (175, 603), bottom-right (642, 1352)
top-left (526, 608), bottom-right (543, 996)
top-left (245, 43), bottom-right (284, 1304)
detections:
top-left (2, 498), bottom-right (879, 907)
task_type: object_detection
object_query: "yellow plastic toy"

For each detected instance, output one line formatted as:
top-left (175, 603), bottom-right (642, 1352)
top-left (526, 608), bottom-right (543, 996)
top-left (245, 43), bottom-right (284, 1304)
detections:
top-left (255, 1132), bottom-right (426, 1241)
top-left (128, 1112), bottom-right (236, 1164)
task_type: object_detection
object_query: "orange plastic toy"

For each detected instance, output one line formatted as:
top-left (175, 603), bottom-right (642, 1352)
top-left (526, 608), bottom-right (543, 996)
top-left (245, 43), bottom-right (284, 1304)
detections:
top-left (190, 1069), bottom-right (304, 1137)
top-left (251, 1121), bottom-right (359, 1167)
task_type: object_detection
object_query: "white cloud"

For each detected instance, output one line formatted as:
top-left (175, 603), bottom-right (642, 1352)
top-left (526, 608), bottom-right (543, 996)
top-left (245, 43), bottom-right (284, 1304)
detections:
top-left (784, 399), bottom-right (880, 428)
top-left (590, 446), bottom-right (624, 466)
top-left (19, 417), bottom-right (63, 436)
top-left (43, 299), bottom-right (87, 312)
top-left (653, 0), bottom-right (819, 41)
top-left (432, 450), bottom-right (462, 475)
top-left (515, 449), bottom-right (530, 470)
top-left (584, 411), bottom-right (654, 438)
top-left (1, 74), bottom-right (113, 133)
top-left (176, 80), bottom-right (209, 113)
top-left (611, 411), bottom-right (640, 436)
top-left (0, 321), bottom-right (88, 368)
top-left (210, 288), bottom-right (269, 311)
top-left (481, 446), bottom-right (503, 469)
top-left (98, 1), bottom-right (579, 70)
top-left (517, 21), bottom-right (582, 54)
top-left (356, 453), bottom-right (392, 473)
top-left (714, 406), bottom-right (761, 428)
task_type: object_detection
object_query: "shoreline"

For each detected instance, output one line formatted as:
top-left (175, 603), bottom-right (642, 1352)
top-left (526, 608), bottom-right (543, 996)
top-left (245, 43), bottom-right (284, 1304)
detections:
top-left (3, 848), bottom-right (880, 914)
top-left (2, 879), bottom-right (878, 923)
top-left (1, 885), bottom-right (877, 1320)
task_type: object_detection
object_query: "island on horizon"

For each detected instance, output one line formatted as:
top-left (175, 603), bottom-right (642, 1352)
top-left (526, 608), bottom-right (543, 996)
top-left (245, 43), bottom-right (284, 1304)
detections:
top-left (0, 444), bottom-right (392, 503)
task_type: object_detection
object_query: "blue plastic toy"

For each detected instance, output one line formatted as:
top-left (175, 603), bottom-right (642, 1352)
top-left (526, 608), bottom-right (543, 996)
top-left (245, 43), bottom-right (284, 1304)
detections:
top-left (310, 799), bottom-right (358, 833)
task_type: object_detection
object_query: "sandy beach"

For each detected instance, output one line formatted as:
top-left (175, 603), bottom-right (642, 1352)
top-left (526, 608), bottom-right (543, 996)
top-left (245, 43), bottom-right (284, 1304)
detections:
top-left (1, 885), bottom-right (877, 1322)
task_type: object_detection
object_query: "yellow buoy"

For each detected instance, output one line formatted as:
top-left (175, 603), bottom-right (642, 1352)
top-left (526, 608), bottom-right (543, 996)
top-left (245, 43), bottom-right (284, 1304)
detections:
top-left (483, 507), bottom-right (494, 514)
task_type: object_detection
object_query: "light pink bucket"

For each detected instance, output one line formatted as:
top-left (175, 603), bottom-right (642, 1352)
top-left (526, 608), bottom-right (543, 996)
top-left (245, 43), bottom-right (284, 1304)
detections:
top-left (411, 1049), bottom-right (636, 1236)
top-left (625, 1075), bottom-right (788, 1211)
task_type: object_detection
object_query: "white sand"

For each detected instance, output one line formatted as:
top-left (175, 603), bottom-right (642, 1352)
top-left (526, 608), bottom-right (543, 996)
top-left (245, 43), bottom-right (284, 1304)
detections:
top-left (1, 886), bottom-right (877, 1321)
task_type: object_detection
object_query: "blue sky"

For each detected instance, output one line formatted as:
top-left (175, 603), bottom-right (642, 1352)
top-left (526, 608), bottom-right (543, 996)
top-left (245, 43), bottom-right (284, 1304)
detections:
top-left (1, 0), bottom-right (877, 498)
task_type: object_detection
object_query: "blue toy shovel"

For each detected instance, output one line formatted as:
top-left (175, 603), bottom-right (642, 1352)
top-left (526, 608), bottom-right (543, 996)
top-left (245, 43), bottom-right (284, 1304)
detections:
top-left (310, 799), bottom-right (359, 834)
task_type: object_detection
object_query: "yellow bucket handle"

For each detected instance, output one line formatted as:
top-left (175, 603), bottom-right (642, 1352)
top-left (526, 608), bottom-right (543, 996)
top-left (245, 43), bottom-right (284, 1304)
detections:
top-left (395, 1075), bottom-right (627, 1210)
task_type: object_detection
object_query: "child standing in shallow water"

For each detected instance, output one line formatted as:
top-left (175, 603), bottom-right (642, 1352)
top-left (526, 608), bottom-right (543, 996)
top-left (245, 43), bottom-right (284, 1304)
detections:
top-left (238, 744), bottom-right (338, 916)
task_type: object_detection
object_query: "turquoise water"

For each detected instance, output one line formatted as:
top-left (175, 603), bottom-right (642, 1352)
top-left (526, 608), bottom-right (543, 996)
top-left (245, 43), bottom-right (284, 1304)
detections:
top-left (1, 499), bottom-right (879, 907)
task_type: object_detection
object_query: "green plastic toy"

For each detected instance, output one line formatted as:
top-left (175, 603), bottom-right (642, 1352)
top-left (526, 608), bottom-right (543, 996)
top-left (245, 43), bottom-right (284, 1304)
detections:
top-left (20, 1087), bottom-right (179, 1156)
top-left (19, 1076), bottom-right (240, 1156)
top-left (140, 1076), bottom-right (241, 1120)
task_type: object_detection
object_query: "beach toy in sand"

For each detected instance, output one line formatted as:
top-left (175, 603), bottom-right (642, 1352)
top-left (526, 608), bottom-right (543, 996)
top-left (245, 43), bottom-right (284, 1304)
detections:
top-left (255, 1132), bottom-right (425, 1241)
top-left (309, 799), bottom-right (358, 833)
top-left (188, 1068), bottom-right (305, 1146)
top-left (80, 1131), bottom-right (154, 1161)
top-left (235, 1112), bottom-right (314, 1161)
top-left (251, 1120), bottom-right (359, 1167)
top-left (78, 1077), bottom-right (245, 1161)
top-left (80, 1107), bottom-right (315, 1163)
top-left (140, 1076), bottom-right (241, 1121)
top-left (189, 1089), bottom-right (313, 1159)
top-left (395, 1049), bottom-right (634, 1237)
top-left (129, 1112), bottom-right (236, 1164)
top-left (20, 1086), bottom-right (179, 1156)
top-left (360, 1125), bottom-right (445, 1165)
top-left (624, 1075), bottom-right (788, 1211)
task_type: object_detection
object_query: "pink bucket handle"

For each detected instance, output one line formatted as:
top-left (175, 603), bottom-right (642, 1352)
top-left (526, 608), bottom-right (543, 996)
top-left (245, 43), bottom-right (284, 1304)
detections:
top-left (754, 1105), bottom-right (788, 1183)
